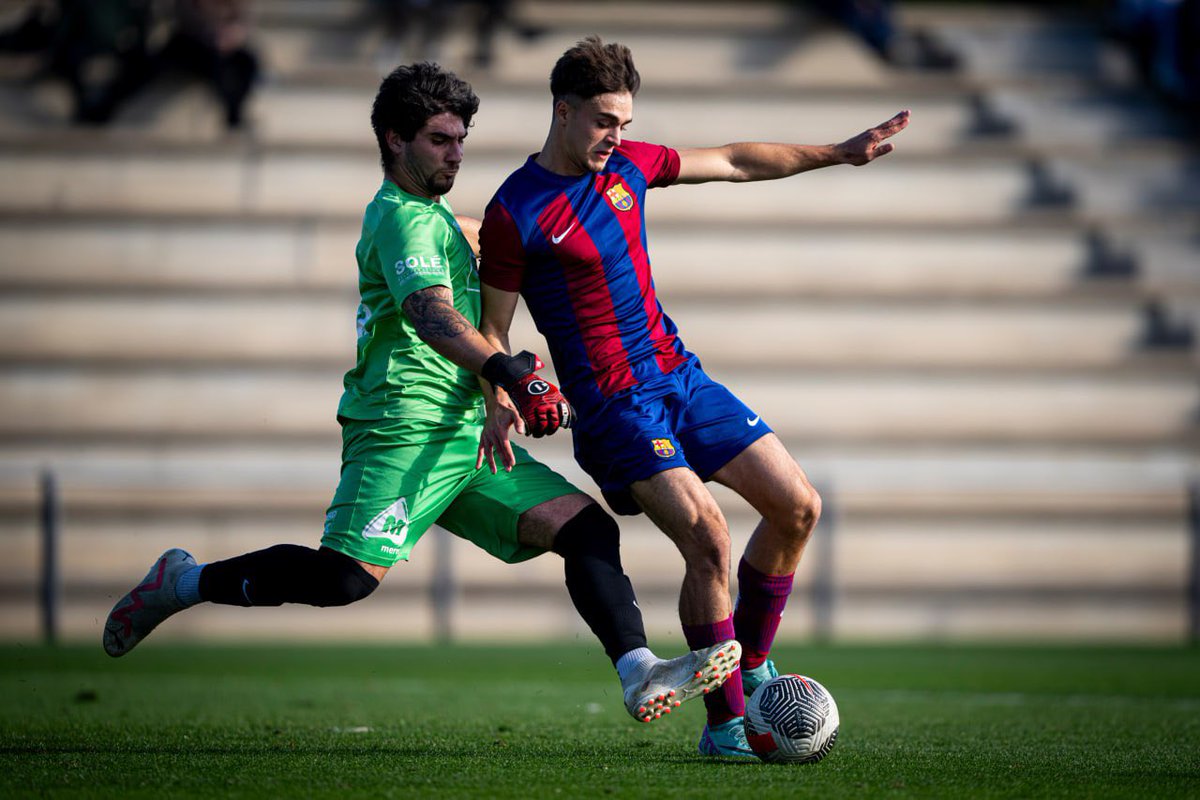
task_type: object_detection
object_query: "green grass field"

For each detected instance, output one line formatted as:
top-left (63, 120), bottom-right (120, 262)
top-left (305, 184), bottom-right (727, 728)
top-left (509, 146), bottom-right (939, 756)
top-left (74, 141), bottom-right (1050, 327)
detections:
top-left (2, 642), bottom-right (1198, 798)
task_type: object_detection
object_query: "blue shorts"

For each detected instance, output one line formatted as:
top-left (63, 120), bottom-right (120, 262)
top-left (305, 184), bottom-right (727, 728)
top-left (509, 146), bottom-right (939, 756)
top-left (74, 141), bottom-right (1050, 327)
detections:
top-left (571, 357), bottom-right (772, 515)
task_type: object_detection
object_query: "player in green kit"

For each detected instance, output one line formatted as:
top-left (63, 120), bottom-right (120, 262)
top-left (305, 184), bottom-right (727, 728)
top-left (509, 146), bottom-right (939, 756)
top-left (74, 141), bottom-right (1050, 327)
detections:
top-left (101, 62), bottom-right (740, 726)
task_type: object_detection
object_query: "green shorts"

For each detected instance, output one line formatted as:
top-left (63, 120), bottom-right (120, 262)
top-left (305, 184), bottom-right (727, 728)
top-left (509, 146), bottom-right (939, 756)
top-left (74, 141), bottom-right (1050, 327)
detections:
top-left (321, 416), bottom-right (578, 567)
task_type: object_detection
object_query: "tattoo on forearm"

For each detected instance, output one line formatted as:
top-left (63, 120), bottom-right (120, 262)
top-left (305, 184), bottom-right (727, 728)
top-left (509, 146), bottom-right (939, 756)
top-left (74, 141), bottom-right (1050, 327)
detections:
top-left (403, 286), bottom-right (470, 340)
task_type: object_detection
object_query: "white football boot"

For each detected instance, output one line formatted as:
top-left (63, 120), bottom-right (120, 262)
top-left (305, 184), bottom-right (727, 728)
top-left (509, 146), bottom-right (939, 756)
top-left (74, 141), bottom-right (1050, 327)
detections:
top-left (623, 640), bottom-right (742, 723)
top-left (103, 548), bottom-right (197, 657)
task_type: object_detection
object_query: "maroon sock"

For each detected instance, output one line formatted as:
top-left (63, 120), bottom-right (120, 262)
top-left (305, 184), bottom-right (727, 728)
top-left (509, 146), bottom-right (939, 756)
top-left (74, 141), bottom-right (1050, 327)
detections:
top-left (732, 557), bottom-right (794, 670)
top-left (682, 615), bottom-right (745, 725)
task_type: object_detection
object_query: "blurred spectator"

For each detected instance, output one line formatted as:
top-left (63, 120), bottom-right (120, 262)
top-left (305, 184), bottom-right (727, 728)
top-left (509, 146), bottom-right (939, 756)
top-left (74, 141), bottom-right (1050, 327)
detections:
top-left (158, 0), bottom-right (259, 128)
top-left (470, 0), bottom-right (543, 70)
top-left (5, 0), bottom-right (157, 124)
top-left (365, 0), bottom-right (543, 73)
top-left (1, 0), bottom-right (258, 128)
top-left (1184, 0), bottom-right (1200, 104)
top-left (804, 0), bottom-right (959, 70)
top-left (1110, 0), bottom-right (1200, 107)
top-left (0, 0), bottom-right (59, 54)
top-left (369, 0), bottom-right (455, 69)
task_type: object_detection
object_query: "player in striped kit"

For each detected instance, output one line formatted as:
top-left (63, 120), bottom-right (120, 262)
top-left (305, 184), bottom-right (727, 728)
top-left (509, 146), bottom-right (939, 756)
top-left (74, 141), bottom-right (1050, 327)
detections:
top-left (477, 36), bottom-right (908, 757)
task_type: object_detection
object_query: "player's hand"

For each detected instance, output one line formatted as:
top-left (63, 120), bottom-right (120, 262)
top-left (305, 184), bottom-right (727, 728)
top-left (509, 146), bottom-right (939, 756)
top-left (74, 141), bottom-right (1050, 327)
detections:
top-left (508, 370), bottom-right (573, 437)
top-left (480, 350), bottom-right (574, 438)
top-left (835, 109), bottom-right (910, 166)
top-left (476, 392), bottom-right (521, 473)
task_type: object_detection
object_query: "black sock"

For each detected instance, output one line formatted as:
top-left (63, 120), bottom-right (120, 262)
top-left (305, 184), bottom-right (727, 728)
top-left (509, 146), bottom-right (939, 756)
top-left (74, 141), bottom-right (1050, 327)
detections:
top-left (551, 505), bottom-right (648, 663)
top-left (199, 545), bottom-right (378, 607)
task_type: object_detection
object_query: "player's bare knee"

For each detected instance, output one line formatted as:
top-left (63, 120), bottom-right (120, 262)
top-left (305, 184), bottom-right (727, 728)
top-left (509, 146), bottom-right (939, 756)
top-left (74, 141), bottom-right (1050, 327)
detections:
top-left (769, 482), bottom-right (821, 545)
top-left (795, 483), bottom-right (822, 535)
top-left (681, 524), bottom-right (731, 581)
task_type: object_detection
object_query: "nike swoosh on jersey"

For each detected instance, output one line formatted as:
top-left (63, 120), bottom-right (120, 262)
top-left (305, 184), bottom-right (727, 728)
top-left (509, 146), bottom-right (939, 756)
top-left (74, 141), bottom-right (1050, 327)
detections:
top-left (746, 415), bottom-right (761, 426)
top-left (551, 223), bottom-right (575, 244)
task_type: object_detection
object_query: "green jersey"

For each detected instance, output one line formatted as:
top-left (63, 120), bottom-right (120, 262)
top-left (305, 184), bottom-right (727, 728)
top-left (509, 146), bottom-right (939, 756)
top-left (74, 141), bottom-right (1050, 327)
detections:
top-left (338, 180), bottom-right (483, 424)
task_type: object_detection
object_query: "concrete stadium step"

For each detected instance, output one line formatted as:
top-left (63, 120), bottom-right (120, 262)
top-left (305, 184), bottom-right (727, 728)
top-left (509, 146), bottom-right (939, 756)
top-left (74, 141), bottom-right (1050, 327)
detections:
top-left (4, 583), bottom-right (1185, 643)
top-left (987, 87), bottom-right (1192, 149)
top-left (260, 14), bottom-right (895, 90)
top-left (1, 77), bottom-right (1187, 164)
top-left (2, 437), bottom-right (1189, 642)
top-left (10, 56), bottom-right (1175, 161)
top-left (0, 217), bottom-right (355, 293)
top-left (904, 6), bottom-right (1115, 81)
top-left (1130, 235), bottom-right (1200, 296)
top-left (0, 368), bottom-right (1194, 444)
top-left (0, 218), bottom-right (1128, 301)
top-left (1, 441), bottom-right (1190, 511)
top-left (0, 148), bottom-right (1054, 224)
top-left (0, 510), bottom-right (1185, 596)
top-left (259, 86), bottom-right (965, 154)
top-left (0, 293), bottom-right (1180, 373)
top-left (2, 1), bottom-right (1182, 154)
top-left (1, 499), bottom-right (1188, 642)
top-left (246, 0), bottom-right (809, 39)
top-left (1057, 155), bottom-right (1200, 221)
top-left (0, 7), bottom-right (891, 100)
top-left (0, 80), bottom-right (984, 155)
top-left (2, 439), bottom-right (1190, 640)
top-left (4, 140), bottom-right (1193, 225)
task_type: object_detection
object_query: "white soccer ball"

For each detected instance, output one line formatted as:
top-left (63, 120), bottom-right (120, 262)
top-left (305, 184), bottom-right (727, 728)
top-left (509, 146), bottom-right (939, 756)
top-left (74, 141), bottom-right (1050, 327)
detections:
top-left (743, 673), bottom-right (840, 764)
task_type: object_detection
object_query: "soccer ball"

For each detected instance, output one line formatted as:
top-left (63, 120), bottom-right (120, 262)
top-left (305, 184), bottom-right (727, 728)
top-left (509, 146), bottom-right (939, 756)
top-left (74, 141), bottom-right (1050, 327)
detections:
top-left (743, 674), bottom-right (840, 764)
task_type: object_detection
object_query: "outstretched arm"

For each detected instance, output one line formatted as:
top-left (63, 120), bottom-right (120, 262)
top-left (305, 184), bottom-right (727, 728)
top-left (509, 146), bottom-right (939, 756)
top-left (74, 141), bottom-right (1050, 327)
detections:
top-left (674, 109), bottom-right (910, 184)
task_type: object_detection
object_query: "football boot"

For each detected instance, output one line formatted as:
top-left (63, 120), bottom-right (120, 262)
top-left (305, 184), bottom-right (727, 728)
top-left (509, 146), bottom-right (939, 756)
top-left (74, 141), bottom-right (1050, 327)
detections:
top-left (103, 548), bottom-right (196, 657)
top-left (623, 640), bottom-right (741, 723)
top-left (698, 716), bottom-right (758, 759)
top-left (741, 658), bottom-right (779, 696)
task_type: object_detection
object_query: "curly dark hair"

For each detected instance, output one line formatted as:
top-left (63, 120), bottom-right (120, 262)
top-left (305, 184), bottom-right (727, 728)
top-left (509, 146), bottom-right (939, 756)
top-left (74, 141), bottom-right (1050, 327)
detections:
top-left (371, 62), bottom-right (479, 170)
top-left (550, 36), bottom-right (640, 103)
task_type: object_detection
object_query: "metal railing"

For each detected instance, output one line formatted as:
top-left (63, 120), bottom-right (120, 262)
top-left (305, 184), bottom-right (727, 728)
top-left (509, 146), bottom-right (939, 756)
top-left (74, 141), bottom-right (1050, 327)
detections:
top-left (34, 470), bottom-right (1200, 644)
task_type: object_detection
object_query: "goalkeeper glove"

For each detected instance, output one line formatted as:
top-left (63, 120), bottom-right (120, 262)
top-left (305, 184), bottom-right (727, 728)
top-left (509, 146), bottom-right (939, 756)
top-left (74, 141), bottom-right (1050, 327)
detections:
top-left (481, 350), bottom-right (573, 437)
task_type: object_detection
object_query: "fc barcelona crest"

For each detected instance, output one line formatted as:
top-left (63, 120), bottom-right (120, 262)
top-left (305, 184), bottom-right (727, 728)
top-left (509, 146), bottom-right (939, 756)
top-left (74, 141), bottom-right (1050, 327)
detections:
top-left (606, 182), bottom-right (635, 212)
top-left (651, 438), bottom-right (676, 458)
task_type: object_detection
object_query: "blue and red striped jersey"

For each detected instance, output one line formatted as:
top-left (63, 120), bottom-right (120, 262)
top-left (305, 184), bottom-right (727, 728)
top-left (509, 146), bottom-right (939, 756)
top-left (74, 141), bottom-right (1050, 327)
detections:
top-left (479, 140), bottom-right (691, 411)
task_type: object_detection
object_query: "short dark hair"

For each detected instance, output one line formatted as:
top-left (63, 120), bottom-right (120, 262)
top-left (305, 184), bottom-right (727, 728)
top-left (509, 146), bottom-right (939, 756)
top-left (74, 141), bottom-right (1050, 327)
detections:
top-left (371, 62), bottom-right (479, 169)
top-left (550, 36), bottom-right (640, 103)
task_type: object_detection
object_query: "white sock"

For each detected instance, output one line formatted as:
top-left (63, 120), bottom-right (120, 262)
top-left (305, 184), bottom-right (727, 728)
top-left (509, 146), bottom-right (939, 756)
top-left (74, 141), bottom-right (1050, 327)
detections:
top-left (174, 564), bottom-right (206, 607)
top-left (615, 647), bottom-right (657, 686)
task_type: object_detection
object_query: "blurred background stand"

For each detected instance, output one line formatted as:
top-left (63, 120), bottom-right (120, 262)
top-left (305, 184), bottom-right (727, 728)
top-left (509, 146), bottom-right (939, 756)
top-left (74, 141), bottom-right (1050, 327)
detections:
top-left (0, 0), bottom-right (1198, 646)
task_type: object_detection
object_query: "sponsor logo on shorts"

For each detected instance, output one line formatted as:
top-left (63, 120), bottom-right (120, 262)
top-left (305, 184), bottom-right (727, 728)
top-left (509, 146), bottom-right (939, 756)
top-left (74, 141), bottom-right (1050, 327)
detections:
top-left (606, 182), bottom-right (634, 212)
top-left (651, 438), bottom-right (676, 458)
top-left (362, 497), bottom-right (411, 547)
